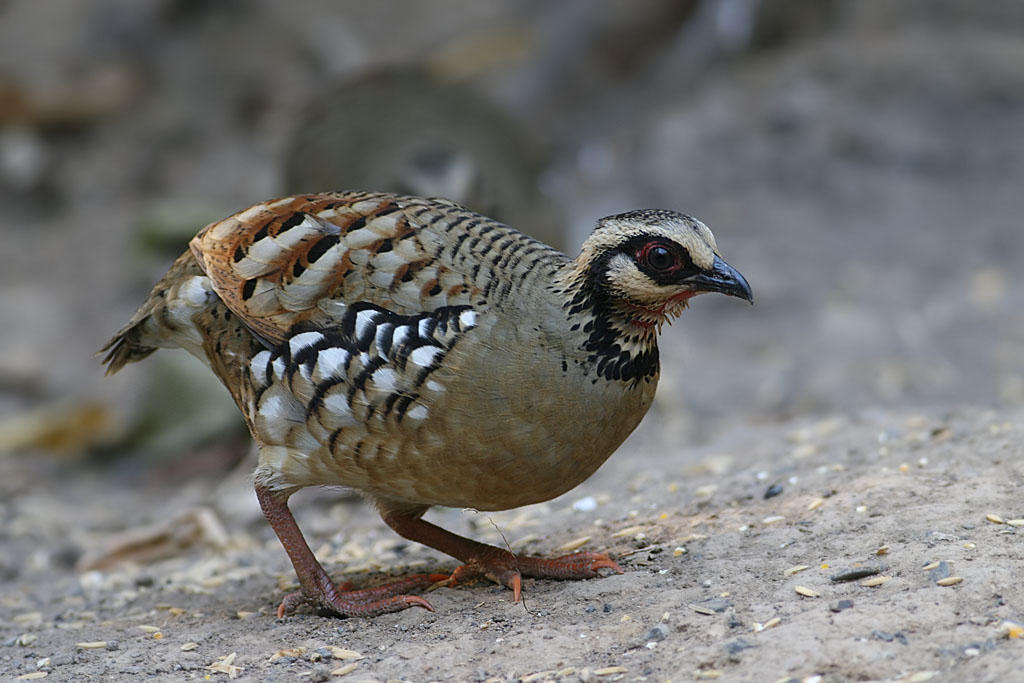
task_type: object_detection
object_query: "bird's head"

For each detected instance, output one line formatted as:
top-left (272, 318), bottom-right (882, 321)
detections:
top-left (575, 209), bottom-right (753, 330)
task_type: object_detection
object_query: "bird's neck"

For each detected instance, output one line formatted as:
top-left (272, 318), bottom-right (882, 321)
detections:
top-left (553, 256), bottom-right (662, 385)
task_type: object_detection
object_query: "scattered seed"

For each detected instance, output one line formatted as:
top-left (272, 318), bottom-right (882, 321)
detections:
top-left (795, 585), bottom-right (820, 598)
top-left (936, 576), bottom-right (963, 586)
top-left (13, 612), bottom-right (42, 624)
top-left (819, 564), bottom-right (830, 570)
top-left (906, 672), bottom-right (938, 682)
top-left (986, 514), bottom-right (1005, 524)
top-left (620, 615), bottom-right (632, 623)
top-left (694, 485), bottom-right (717, 498)
top-left (168, 607), bottom-right (186, 617)
top-left (855, 505), bottom-right (867, 513)
top-left (921, 561), bottom-right (941, 572)
top-left (557, 536), bottom-right (591, 552)
top-left (138, 625), bottom-right (160, 634)
top-left (807, 498), bottom-right (825, 511)
top-left (963, 543), bottom-right (976, 549)
top-left (1006, 519), bottom-right (1024, 527)
top-left (876, 546), bottom-right (889, 556)
top-left (76, 641), bottom-right (107, 649)
top-left (612, 525), bottom-right (646, 538)
top-left (762, 516), bottom-right (785, 525)
top-left (689, 597), bottom-right (732, 614)
top-left (152, 632), bottom-right (164, 640)
top-left (16, 634), bottom-right (37, 646)
top-left (693, 670), bottom-right (722, 680)
top-left (557, 667), bottom-right (576, 677)
top-left (330, 662), bottom-right (358, 676)
top-left (207, 652), bottom-right (242, 679)
top-left (861, 576), bottom-right (891, 587)
top-left (753, 617), bottom-right (781, 632)
top-left (521, 672), bottom-right (556, 682)
top-left (181, 642), bottom-right (199, 651)
top-left (784, 565), bottom-right (810, 576)
top-left (326, 647), bottom-right (362, 660)
top-left (269, 648), bottom-right (305, 663)
top-left (999, 621), bottom-right (1023, 639)
top-left (593, 666), bottom-right (627, 676)
top-left (898, 463), bottom-right (910, 472)
top-left (16, 673), bottom-right (48, 680)
top-left (673, 547), bottom-right (687, 557)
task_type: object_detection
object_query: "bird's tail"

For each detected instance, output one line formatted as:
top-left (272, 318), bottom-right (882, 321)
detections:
top-left (99, 250), bottom-right (212, 375)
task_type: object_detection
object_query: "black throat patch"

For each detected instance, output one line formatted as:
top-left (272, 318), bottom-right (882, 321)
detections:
top-left (563, 252), bottom-right (660, 385)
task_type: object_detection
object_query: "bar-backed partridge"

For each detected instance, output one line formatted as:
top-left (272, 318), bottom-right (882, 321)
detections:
top-left (101, 191), bottom-right (752, 618)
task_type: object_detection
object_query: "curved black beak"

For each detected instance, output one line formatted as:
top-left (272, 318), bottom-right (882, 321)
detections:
top-left (687, 255), bottom-right (753, 303)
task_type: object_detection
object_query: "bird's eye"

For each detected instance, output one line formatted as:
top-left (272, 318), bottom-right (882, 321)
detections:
top-left (643, 245), bottom-right (675, 271)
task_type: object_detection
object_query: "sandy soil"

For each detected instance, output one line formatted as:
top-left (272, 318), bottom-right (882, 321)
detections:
top-left (2, 408), bottom-right (1022, 681)
top-left (1, 2), bottom-right (1023, 682)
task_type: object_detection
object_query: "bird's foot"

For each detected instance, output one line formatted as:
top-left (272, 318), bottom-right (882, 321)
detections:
top-left (276, 572), bottom-right (448, 618)
top-left (450, 549), bottom-right (623, 602)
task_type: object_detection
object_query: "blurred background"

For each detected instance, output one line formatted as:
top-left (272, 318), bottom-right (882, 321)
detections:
top-left (1, 0), bottom-right (1022, 487)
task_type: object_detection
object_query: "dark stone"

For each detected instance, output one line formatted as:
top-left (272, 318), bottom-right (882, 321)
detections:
top-left (928, 560), bottom-right (952, 582)
top-left (764, 482), bottom-right (784, 499)
top-left (830, 564), bottom-right (886, 582)
top-left (644, 624), bottom-right (670, 642)
top-left (723, 638), bottom-right (758, 654)
top-left (829, 599), bottom-right (855, 612)
top-left (693, 597), bottom-right (733, 613)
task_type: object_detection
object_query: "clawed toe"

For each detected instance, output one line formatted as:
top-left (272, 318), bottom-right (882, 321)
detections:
top-left (448, 549), bottom-right (623, 603)
top-left (275, 573), bottom-right (445, 618)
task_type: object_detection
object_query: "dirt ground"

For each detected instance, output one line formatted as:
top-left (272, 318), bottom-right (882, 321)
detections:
top-left (1, 2), bottom-right (1023, 682)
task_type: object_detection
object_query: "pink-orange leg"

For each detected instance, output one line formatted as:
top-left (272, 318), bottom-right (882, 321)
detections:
top-left (255, 485), bottom-right (446, 618)
top-left (382, 512), bottom-right (623, 602)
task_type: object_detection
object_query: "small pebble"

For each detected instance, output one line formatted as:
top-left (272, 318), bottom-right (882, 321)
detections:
top-left (644, 624), bottom-right (670, 642)
top-left (830, 565), bottom-right (885, 582)
top-left (689, 597), bottom-right (732, 614)
top-left (829, 599), bottom-right (854, 612)
top-left (722, 638), bottom-right (757, 654)
top-left (308, 664), bottom-right (330, 682)
top-left (764, 483), bottom-right (784, 499)
top-left (927, 561), bottom-right (952, 582)
top-left (573, 496), bottom-right (597, 512)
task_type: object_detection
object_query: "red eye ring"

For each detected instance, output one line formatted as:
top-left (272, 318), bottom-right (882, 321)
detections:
top-left (637, 243), bottom-right (676, 272)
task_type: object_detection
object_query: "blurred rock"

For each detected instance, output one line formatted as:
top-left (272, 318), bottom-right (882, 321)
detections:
top-left (282, 70), bottom-right (565, 250)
